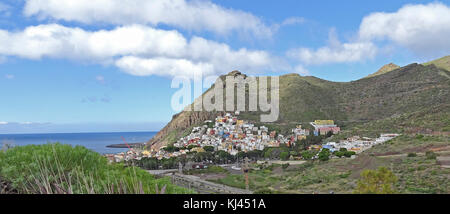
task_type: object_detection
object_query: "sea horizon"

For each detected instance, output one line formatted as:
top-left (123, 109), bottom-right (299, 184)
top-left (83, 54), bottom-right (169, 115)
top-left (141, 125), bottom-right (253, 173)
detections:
top-left (0, 131), bottom-right (158, 154)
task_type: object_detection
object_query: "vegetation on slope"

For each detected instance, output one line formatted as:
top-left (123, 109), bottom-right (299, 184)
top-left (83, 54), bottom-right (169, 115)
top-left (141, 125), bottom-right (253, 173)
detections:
top-left (148, 60), bottom-right (450, 150)
top-left (0, 143), bottom-right (193, 194)
top-left (207, 134), bottom-right (450, 194)
top-left (424, 55), bottom-right (450, 71)
top-left (366, 63), bottom-right (400, 78)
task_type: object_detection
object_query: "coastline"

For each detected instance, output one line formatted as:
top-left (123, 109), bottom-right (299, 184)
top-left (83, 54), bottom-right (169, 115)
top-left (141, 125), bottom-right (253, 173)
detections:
top-left (106, 142), bottom-right (145, 148)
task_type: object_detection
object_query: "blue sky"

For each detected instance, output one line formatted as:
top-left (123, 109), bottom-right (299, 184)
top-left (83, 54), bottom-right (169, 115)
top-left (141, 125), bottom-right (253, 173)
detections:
top-left (0, 0), bottom-right (449, 134)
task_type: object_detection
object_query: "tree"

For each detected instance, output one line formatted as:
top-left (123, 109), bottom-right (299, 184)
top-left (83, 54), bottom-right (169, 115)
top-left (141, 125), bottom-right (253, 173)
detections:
top-left (301, 150), bottom-right (316, 160)
top-left (318, 148), bottom-right (330, 161)
top-left (326, 131), bottom-right (333, 138)
top-left (187, 145), bottom-right (199, 150)
top-left (334, 151), bottom-right (344, 158)
top-left (280, 152), bottom-right (289, 161)
top-left (344, 151), bottom-right (356, 158)
top-left (354, 167), bottom-right (398, 194)
top-left (203, 146), bottom-right (215, 152)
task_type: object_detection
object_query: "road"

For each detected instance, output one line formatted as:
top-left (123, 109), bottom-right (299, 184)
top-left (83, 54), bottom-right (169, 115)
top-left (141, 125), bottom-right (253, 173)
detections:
top-left (170, 173), bottom-right (253, 194)
top-left (147, 169), bottom-right (252, 194)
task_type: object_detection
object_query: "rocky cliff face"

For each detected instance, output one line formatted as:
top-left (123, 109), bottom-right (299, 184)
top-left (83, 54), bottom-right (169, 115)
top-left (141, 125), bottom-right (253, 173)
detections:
top-left (147, 110), bottom-right (220, 150)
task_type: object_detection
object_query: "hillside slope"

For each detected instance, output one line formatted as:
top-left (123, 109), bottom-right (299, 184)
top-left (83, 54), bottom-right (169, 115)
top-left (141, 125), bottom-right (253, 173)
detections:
top-left (366, 63), bottom-right (400, 78)
top-left (424, 55), bottom-right (450, 71)
top-left (148, 61), bottom-right (450, 150)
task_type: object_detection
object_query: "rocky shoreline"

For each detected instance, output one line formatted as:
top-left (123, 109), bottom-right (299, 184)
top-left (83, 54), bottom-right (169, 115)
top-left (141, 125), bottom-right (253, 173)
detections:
top-left (106, 143), bottom-right (144, 148)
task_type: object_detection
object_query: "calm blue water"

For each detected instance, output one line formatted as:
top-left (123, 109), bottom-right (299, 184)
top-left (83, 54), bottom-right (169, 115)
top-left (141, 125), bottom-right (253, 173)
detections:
top-left (0, 132), bottom-right (157, 154)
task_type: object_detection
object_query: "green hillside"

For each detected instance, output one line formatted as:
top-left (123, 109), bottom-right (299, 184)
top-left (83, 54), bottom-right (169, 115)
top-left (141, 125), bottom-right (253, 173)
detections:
top-left (424, 55), bottom-right (450, 71)
top-left (366, 63), bottom-right (400, 78)
top-left (148, 57), bottom-right (450, 150)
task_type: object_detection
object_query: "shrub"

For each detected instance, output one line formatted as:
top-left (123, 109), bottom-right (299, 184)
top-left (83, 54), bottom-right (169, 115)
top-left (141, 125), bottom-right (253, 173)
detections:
top-left (344, 151), bottom-right (356, 158)
top-left (354, 167), bottom-right (398, 194)
top-left (162, 145), bottom-right (179, 153)
top-left (203, 146), bottom-right (215, 152)
top-left (425, 151), bottom-right (437, 160)
top-left (280, 152), bottom-right (289, 161)
top-left (407, 153), bottom-right (417, 157)
top-left (0, 143), bottom-right (193, 194)
top-left (318, 149), bottom-right (330, 161)
top-left (301, 151), bottom-right (317, 160)
top-left (334, 151), bottom-right (344, 158)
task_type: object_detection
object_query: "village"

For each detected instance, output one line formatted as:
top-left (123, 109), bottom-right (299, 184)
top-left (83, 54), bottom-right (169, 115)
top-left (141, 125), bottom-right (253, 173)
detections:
top-left (105, 112), bottom-right (399, 163)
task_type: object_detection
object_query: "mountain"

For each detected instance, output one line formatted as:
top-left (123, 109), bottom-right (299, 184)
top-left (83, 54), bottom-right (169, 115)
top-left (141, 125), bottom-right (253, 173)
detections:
top-left (147, 58), bottom-right (450, 150)
top-left (366, 63), bottom-right (400, 78)
top-left (423, 55), bottom-right (450, 71)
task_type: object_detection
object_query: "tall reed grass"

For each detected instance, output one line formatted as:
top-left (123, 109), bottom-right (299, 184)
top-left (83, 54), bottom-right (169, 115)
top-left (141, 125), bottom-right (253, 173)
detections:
top-left (0, 143), bottom-right (194, 194)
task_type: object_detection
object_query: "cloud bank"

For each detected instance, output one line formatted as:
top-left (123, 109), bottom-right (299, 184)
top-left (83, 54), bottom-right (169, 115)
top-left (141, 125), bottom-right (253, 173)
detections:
top-left (23, 0), bottom-right (274, 38)
top-left (359, 2), bottom-right (450, 56)
top-left (0, 24), bottom-right (277, 77)
top-left (288, 2), bottom-right (450, 65)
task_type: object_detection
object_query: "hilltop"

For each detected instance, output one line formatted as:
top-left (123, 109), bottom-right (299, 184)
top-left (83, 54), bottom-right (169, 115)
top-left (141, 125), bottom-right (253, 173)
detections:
top-left (366, 63), bottom-right (400, 78)
top-left (147, 57), bottom-right (450, 150)
top-left (424, 55), bottom-right (450, 71)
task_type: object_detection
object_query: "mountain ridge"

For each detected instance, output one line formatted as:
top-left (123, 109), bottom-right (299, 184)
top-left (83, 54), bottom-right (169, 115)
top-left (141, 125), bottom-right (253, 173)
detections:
top-left (147, 57), bottom-right (450, 150)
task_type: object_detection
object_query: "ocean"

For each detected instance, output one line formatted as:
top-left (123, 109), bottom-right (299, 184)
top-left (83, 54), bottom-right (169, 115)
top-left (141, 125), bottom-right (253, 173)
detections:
top-left (0, 132), bottom-right (157, 154)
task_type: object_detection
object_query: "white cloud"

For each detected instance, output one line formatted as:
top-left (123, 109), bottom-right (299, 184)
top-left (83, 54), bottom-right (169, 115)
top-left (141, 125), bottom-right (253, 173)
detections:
top-left (288, 3), bottom-right (450, 65)
top-left (95, 75), bottom-right (105, 84)
top-left (23, 0), bottom-right (273, 38)
top-left (0, 121), bottom-right (8, 125)
top-left (0, 24), bottom-right (187, 62)
top-left (116, 56), bottom-right (214, 77)
top-left (293, 65), bottom-right (310, 76)
top-left (281, 17), bottom-right (306, 26)
top-left (359, 2), bottom-right (450, 56)
top-left (0, 24), bottom-right (278, 77)
top-left (5, 74), bottom-right (14, 79)
top-left (287, 28), bottom-right (377, 65)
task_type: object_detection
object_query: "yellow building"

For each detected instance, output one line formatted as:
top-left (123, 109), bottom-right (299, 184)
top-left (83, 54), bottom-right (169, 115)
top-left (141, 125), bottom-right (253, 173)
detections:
top-left (314, 120), bottom-right (334, 125)
top-left (297, 135), bottom-right (307, 141)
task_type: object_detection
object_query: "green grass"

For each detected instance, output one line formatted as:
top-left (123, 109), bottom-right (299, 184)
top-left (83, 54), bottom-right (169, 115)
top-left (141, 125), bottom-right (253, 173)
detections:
top-left (0, 143), bottom-right (194, 194)
top-left (423, 55), bottom-right (450, 71)
top-left (208, 134), bottom-right (450, 194)
top-left (185, 165), bottom-right (228, 175)
top-left (366, 134), bottom-right (449, 155)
